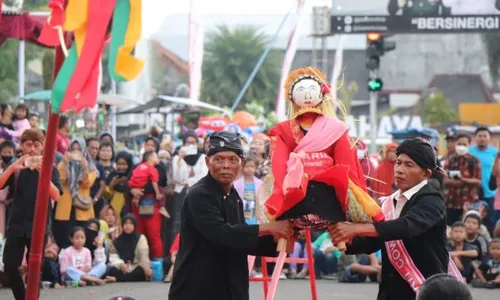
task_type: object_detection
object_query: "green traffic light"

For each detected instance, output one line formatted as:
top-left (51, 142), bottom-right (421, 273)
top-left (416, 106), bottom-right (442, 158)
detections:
top-left (368, 79), bottom-right (383, 92)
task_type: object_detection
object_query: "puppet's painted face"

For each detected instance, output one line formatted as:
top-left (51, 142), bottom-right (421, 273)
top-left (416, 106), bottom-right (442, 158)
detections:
top-left (291, 78), bottom-right (322, 108)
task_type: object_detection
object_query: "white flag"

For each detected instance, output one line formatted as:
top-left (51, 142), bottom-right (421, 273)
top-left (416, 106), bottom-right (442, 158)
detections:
top-left (188, 0), bottom-right (204, 102)
top-left (275, 0), bottom-right (306, 121)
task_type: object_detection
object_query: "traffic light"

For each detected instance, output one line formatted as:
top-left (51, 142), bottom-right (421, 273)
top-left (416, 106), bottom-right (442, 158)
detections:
top-left (365, 32), bottom-right (396, 70)
top-left (368, 78), bottom-right (383, 92)
top-left (366, 33), bottom-right (383, 70)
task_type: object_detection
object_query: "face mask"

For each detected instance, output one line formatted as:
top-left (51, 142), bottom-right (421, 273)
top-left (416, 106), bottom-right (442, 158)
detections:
top-left (1, 155), bottom-right (13, 165)
top-left (357, 149), bottom-right (366, 160)
top-left (455, 145), bottom-right (468, 156)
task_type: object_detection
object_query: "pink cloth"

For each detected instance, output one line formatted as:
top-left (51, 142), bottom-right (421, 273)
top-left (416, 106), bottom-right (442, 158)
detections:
top-left (283, 115), bottom-right (347, 192)
top-left (56, 132), bottom-right (70, 154)
top-left (5, 119), bottom-right (31, 144)
top-left (495, 175), bottom-right (500, 210)
top-left (59, 246), bottom-right (92, 275)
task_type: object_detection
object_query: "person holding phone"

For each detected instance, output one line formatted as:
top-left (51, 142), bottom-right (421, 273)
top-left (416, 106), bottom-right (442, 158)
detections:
top-left (443, 134), bottom-right (482, 225)
top-left (53, 138), bottom-right (98, 249)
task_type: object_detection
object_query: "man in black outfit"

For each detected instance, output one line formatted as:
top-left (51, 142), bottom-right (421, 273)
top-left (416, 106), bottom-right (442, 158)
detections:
top-left (0, 129), bottom-right (62, 300)
top-left (168, 131), bottom-right (293, 300)
top-left (329, 138), bottom-right (454, 300)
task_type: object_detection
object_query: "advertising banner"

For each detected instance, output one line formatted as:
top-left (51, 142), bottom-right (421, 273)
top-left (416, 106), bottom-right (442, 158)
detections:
top-left (331, 0), bottom-right (500, 33)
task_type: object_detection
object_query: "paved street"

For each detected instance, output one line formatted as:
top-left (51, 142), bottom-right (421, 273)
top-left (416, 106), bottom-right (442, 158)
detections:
top-left (0, 281), bottom-right (498, 300)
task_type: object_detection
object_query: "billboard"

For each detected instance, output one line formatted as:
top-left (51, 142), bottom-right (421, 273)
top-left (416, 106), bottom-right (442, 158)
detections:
top-left (331, 0), bottom-right (500, 33)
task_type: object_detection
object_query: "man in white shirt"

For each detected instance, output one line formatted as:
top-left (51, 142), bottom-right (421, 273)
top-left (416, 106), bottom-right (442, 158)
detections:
top-left (328, 137), bottom-right (453, 300)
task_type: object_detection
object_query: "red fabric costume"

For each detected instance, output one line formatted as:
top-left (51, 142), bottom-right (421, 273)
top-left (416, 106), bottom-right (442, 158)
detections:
top-left (262, 67), bottom-right (384, 227)
top-left (266, 119), bottom-right (367, 219)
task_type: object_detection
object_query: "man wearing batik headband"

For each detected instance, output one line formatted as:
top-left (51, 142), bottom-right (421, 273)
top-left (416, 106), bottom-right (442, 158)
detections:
top-left (329, 138), bottom-right (463, 300)
top-left (169, 131), bottom-right (294, 300)
top-left (264, 67), bottom-right (384, 249)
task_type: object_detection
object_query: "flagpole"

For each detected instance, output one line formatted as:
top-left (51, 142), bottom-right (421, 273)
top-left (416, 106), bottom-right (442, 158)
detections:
top-left (25, 2), bottom-right (67, 299)
top-left (230, 10), bottom-right (292, 112)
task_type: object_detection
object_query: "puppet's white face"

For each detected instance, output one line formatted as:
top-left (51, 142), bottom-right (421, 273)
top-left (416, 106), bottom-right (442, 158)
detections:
top-left (291, 79), bottom-right (322, 108)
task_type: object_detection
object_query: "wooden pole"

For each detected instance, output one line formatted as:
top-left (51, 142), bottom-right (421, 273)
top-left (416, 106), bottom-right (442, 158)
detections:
top-left (25, 7), bottom-right (67, 300)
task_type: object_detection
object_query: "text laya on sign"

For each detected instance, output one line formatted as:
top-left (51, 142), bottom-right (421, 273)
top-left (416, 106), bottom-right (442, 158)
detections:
top-left (346, 115), bottom-right (423, 139)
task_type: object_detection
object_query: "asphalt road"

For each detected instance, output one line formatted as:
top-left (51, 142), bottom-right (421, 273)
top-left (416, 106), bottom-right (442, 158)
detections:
top-left (0, 280), bottom-right (498, 300)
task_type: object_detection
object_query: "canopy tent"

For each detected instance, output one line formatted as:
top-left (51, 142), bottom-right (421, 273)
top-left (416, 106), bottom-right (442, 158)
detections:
top-left (21, 90), bottom-right (139, 107)
top-left (118, 95), bottom-right (230, 115)
top-left (0, 11), bottom-right (53, 47)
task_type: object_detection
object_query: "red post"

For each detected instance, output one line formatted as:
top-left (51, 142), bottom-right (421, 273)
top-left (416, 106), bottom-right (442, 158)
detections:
top-left (25, 39), bottom-right (66, 300)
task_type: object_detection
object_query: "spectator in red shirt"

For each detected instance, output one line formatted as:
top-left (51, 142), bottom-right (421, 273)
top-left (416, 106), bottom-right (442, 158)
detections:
top-left (56, 115), bottom-right (71, 154)
top-left (128, 151), bottom-right (164, 205)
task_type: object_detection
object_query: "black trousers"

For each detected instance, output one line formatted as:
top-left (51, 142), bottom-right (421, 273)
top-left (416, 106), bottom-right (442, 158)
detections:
top-left (108, 266), bottom-right (147, 282)
top-left (52, 205), bottom-right (88, 249)
top-left (42, 259), bottom-right (60, 285)
top-left (3, 234), bottom-right (32, 300)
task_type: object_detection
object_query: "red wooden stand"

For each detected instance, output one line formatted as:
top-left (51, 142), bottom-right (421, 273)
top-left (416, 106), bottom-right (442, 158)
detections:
top-left (249, 229), bottom-right (318, 300)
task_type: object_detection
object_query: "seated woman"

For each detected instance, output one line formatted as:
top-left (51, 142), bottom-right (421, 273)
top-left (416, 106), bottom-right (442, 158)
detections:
top-left (107, 214), bottom-right (153, 282)
top-left (84, 219), bottom-right (111, 280)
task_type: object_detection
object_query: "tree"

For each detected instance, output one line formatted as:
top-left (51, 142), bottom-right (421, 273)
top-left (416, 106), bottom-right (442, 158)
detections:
top-left (201, 24), bottom-right (281, 111)
top-left (42, 49), bottom-right (54, 89)
top-left (413, 91), bottom-right (459, 126)
top-left (243, 100), bottom-right (277, 130)
top-left (337, 80), bottom-right (358, 116)
top-left (0, 39), bottom-right (42, 101)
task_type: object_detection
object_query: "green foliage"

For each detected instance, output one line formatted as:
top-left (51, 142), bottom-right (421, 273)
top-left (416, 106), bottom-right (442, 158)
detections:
top-left (42, 49), bottom-right (54, 89)
top-left (0, 37), bottom-right (45, 101)
top-left (201, 25), bottom-right (281, 111)
top-left (337, 80), bottom-right (358, 115)
top-left (244, 100), bottom-right (277, 131)
top-left (23, 0), bottom-right (50, 11)
top-left (414, 91), bottom-right (459, 125)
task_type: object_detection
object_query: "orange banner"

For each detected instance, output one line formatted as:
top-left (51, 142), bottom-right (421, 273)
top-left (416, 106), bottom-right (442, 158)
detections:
top-left (459, 103), bottom-right (500, 125)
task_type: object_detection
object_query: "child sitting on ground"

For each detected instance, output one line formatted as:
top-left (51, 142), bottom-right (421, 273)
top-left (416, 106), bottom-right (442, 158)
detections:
top-left (59, 227), bottom-right (108, 286)
top-left (473, 238), bottom-right (500, 289)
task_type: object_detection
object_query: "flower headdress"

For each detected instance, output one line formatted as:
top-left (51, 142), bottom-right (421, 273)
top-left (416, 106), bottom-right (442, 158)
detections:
top-left (284, 67), bottom-right (335, 119)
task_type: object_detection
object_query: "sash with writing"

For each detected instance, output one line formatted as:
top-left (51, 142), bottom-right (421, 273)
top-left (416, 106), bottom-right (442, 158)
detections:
top-left (380, 196), bottom-right (463, 293)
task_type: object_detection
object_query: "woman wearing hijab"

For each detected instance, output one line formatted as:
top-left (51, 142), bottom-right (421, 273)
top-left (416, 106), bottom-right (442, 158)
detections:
top-left (53, 138), bottom-right (98, 249)
top-left (106, 151), bottom-right (134, 220)
top-left (84, 219), bottom-right (107, 274)
top-left (371, 143), bottom-right (398, 197)
top-left (107, 214), bottom-right (152, 282)
top-left (170, 131), bottom-right (207, 247)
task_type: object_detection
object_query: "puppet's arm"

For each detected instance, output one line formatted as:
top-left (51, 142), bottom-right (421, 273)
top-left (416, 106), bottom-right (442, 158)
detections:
top-left (264, 126), bottom-right (291, 219)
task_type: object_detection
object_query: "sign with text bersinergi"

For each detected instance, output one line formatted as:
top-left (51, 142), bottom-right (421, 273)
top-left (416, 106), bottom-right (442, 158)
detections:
top-left (331, 0), bottom-right (500, 33)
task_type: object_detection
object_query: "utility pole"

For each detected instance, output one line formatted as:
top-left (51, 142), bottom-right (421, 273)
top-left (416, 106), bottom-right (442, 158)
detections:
top-left (311, 6), bottom-right (330, 73)
top-left (369, 70), bottom-right (378, 154)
